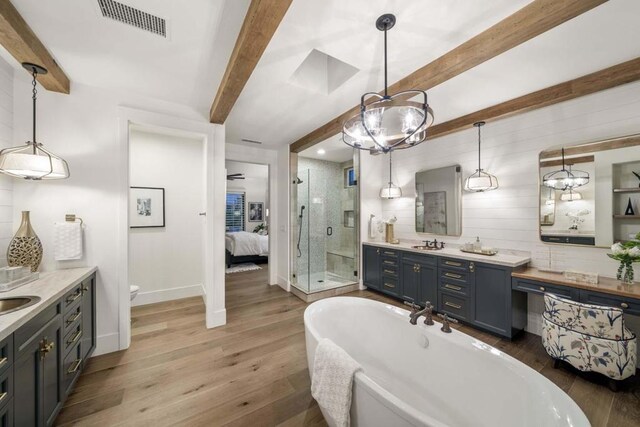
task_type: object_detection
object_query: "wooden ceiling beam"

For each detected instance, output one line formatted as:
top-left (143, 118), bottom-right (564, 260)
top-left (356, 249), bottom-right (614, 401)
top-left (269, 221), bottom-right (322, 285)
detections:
top-left (0, 0), bottom-right (70, 93)
top-left (428, 57), bottom-right (640, 140)
top-left (290, 0), bottom-right (607, 153)
top-left (209, 0), bottom-right (293, 124)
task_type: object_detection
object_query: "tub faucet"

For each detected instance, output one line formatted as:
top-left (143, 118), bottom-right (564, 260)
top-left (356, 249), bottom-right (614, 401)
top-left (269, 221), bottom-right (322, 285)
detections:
top-left (405, 302), bottom-right (430, 325)
top-left (423, 302), bottom-right (434, 326)
top-left (438, 313), bottom-right (459, 333)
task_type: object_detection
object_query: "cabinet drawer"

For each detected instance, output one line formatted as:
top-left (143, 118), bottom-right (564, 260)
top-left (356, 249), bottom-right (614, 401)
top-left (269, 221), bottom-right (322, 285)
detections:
top-left (579, 291), bottom-right (640, 316)
top-left (0, 337), bottom-right (12, 376)
top-left (402, 253), bottom-right (437, 266)
top-left (381, 258), bottom-right (398, 268)
top-left (15, 303), bottom-right (60, 354)
top-left (64, 323), bottom-right (83, 355)
top-left (63, 304), bottom-right (82, 336)
top-left (511, 279), bottom-right (579, 300)
top-left (440, 269), bottom-right (470, 284)
top-left (62, 340), bottom-right (83, 396)
top-left (380, 276), bottom-right (400, 296)
top-left (63, 285), bottom-right (83, 312)
top-left (0, 364), bottom-right (13, 412)
top-left (380, 249), bottom-right (399, 259)
top-left (381, 265), bottom-right (398, 277)
top-left (439, 258), bottom-right (470, 272)
top-left (439, 281), bottom-right (469, 297)
top-left (439, 292), bottom-right (469, 321)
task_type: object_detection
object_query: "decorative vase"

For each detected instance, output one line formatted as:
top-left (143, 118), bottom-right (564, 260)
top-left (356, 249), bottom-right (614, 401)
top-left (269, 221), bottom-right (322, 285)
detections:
top-left (7, 211), bottom-right (43, 272)
top-left (616, 260), bottom-right (635, 285)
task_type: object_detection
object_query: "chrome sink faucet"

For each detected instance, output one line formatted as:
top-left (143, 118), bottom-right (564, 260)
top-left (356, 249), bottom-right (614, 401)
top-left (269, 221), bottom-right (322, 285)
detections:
top-left (405, 301), bottom-right (434, 325)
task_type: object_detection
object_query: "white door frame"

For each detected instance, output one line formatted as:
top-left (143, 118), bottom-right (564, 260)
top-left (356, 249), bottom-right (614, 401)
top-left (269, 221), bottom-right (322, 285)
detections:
top-left (117, 107), bottom-right (226, 350)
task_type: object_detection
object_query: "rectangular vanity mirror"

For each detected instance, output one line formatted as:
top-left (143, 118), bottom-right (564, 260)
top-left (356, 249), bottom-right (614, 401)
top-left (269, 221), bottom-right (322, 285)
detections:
top-left (415, 165), bottom-right (462, 236)
top-left (539, 134), bottom-right (640, 247)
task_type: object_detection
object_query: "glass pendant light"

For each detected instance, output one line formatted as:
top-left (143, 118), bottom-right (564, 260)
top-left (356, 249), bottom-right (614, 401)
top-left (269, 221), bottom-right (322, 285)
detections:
top-left (464, 121), bottom-right (498, 192)
top-left (342, 14), bottom-right (434, 154)
top-left (0, 63), bottom-right (69, 180)
top-left (380, 151), bottom-right (402, 199)
top-left (542, 148), bottom-right (588, 191)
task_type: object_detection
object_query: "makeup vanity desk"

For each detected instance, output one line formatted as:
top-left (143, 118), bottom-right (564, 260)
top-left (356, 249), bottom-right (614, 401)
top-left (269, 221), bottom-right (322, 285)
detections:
top-left (512, 268), bottom-right (640, 316)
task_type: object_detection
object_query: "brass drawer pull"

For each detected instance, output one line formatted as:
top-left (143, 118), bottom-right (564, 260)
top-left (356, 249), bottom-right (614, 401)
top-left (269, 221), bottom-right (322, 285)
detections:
top-left (383, 283), bottom-right (396, 289)
top-left (539, 286), bottom-right (546, 292)
top-left (444, 284), bottom-right (462, 291)
top-left (0, 392), bottom-right (6, 403)
top-left (383, 260), bottom-right (395, 265)
top-left (445, 302), bottom-right (462, 310)
top-left (376, 249), bottom-right (380, 254)
top-left (621, 302), bottom-right (629, 309)
top-left (383, 269), bottom-right (396, 275)
top-left (444, 272), bottom-right (462, 279)
top-left (67, 359), bottom-right (83, 375)
top-left (66, 311), bottom-right (81, 325)
top-left (383, 251), bottom-right (395, 256)
top-left (67, 330), bottom-right (82, 346)
top-left (66, 290), bottom-right (81, 304)
top-left (445, 261), bottom-right (462, 267)
top-left (0, 357), bottom-right (7, 368)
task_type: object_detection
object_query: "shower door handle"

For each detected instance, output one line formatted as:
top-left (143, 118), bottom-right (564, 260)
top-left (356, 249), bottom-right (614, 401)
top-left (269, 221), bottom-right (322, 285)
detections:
top-left (327, 227), bottom-right (333, 236)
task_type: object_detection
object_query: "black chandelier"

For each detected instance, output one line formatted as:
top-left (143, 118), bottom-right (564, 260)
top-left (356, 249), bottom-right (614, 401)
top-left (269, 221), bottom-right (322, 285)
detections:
top-left (342, 14), bottom-right (434, 154)
top-left (542, 148), bottom-right (589, 191)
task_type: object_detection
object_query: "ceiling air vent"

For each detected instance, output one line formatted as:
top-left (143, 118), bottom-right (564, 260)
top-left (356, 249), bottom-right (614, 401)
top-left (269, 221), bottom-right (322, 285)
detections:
top-left (241, 138), bottom-right (263, 145)
top-left (97, 0), bottom-right (166, 37)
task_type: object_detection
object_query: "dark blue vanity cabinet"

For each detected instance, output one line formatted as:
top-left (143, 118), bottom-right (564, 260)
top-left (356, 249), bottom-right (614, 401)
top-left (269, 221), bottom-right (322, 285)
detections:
top-left (10, 272), bottom-right (97, 427)
top-left (363, 244), bottom-right (527, 338)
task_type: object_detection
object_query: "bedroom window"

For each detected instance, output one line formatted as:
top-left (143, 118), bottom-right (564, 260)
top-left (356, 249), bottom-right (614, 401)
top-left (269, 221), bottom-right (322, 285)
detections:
top-left (226, 192), bottom-right (245, 231)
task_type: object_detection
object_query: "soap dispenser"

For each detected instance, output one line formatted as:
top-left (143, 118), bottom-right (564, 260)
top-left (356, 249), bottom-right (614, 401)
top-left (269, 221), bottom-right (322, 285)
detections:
top-left (473, 236), bottom-right (482, 252)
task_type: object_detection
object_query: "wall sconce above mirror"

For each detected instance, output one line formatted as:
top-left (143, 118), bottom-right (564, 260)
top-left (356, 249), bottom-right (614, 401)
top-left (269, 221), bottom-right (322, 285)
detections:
top-left (539, 134), bottom-right (640, 247)
top-left (415, 165), bottom-right (462, 236)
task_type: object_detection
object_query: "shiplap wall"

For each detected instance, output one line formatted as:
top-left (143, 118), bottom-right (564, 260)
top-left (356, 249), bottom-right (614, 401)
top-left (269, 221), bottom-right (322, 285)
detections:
top-left (360, 80), bottom-right (640, 338)
top-left (0, 58), bottom-right (13, 265)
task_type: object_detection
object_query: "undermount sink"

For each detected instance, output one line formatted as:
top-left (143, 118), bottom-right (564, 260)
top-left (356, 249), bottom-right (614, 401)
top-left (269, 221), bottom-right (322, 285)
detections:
top-left (411, 245), bottom-right (441, 251)
top-left (0, 296), bottom-right (40, 315)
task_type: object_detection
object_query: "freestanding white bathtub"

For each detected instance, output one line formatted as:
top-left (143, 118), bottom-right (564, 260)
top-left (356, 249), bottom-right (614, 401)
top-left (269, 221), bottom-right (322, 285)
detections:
top-left (304, 297), bottom-right (590, 427)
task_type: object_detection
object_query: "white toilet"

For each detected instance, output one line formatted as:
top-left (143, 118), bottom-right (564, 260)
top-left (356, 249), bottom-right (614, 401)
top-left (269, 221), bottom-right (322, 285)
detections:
top-left (130, 285), bottom-right (140, 301)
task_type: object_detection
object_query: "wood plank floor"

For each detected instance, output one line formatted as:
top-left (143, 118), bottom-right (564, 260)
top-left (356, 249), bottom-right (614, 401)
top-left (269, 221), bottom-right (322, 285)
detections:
top-left (57, 266), bottom-right (640, 426)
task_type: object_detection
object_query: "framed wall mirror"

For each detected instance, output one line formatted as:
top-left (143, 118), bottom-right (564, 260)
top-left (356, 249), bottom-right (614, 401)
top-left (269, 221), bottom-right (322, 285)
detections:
top-left (415, 165), bottom-right (462, 236)
top-left (538, 134), bottom-right (640, 247)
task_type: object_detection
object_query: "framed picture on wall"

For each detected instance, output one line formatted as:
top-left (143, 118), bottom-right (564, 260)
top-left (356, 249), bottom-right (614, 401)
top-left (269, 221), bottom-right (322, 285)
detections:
top-left (130, 187), bottom-right (165, 228)
top-left (248, 202), bottom-right (264, 222)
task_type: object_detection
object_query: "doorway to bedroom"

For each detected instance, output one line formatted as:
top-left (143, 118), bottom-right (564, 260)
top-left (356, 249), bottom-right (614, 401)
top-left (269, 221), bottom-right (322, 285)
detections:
top-left (225, 160), bottom-right (270, 284)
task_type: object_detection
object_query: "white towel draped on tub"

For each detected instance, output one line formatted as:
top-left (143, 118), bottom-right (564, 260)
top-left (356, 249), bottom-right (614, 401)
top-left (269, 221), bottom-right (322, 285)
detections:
top-left (54, 222), bottom-right (83, 261)
top-left (311, 338), bottom-right (361, 427)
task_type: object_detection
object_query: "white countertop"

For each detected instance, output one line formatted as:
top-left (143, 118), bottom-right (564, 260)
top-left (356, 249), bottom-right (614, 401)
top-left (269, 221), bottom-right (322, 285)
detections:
top-left (0, 267), bottom-right (97, 342)
top-left (363, 240), bottom-right (530, 268)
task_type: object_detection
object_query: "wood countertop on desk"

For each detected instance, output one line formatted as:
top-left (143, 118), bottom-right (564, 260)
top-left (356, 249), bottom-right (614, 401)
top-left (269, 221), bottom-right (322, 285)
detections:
top-left (512, 267), bottom-right (640, 300)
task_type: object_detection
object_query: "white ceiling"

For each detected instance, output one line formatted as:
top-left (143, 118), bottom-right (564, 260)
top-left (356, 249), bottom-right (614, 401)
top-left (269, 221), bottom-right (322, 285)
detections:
top-left (0, 0), bottom-right (249, 116)
top-left (226, 0), bottom-right (640, 148)
top-left (298, 135), bottom-right (353, 163)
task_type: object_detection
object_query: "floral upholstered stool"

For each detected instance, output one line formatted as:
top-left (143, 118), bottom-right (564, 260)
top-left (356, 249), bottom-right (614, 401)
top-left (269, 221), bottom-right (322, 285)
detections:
top-left (542, 293), bottom-right (637, 389)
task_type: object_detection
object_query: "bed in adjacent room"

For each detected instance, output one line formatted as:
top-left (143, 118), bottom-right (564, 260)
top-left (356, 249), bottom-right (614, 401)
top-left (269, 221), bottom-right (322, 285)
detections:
top-left (225, 231), bottom-right (269, 267)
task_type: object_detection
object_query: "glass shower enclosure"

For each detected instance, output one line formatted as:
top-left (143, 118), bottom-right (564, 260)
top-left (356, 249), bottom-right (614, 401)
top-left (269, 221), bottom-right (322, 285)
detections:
top-left (292, 159), bottom-right (358, 293)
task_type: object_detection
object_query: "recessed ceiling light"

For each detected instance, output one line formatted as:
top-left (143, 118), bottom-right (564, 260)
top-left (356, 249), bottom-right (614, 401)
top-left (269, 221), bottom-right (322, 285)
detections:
top-left (317, 149), bottom-right (326, 155)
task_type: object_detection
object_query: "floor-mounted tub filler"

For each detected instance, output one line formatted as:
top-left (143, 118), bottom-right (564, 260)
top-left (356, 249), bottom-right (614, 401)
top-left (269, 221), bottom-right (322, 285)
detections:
top-left (304, 297), bottom-right (589, 427)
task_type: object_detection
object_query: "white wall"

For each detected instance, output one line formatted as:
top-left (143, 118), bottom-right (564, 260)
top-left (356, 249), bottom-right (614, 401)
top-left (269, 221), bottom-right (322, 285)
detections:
top-left (225, 160), bottom-right (268, 232)
top-left (0, 58), bottom-right (13, 262)
top-left (129, 129), bottom-right (204, 306)
top-left (360, 80), bottom-right (640, 337)
top-left (11, 73), bottom-right (221, 355)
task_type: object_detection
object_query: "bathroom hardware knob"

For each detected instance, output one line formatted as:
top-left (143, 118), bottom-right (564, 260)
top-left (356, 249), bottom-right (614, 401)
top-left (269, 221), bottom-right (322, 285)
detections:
top-left (621, 302), bottom-right (629, 309)
top-left (39, 339), bottom-right (54, 359)
top-left (469, 262), bottom-right (475, 273)
top-left (199, 212), bottom-right (206, 216)
top-left (539, 286), bottom-right (545, 292)
top-left (437, 313), bottom-right (458, 333)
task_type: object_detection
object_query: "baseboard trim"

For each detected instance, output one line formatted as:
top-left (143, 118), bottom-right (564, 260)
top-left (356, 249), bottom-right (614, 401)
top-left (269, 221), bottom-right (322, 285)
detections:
top-left (93, 332), bottom-right (120, 356)
top-left (132, 284), bottom-right (203, 307)
top-left (207, 308), bottom-right (226, 328)
top-left (276, 275), bottom-right (289, 292)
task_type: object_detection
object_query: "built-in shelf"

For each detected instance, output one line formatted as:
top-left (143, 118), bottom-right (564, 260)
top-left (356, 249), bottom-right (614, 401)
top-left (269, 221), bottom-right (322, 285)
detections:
top-left (613, 215), bottom-right (640, 219)
top-left (613, 188), bottom-right (640, 193)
